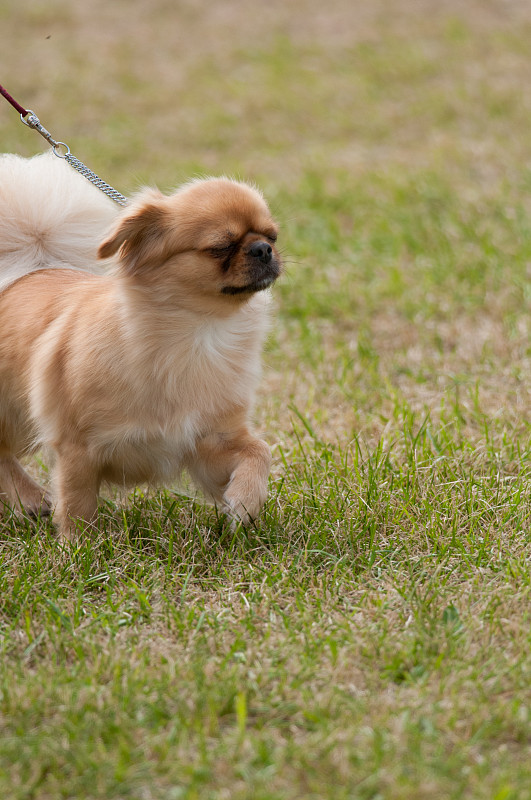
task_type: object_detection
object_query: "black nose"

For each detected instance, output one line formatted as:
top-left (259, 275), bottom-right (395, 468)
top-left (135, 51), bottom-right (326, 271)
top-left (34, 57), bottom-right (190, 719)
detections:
top-left (249, 241), bottom-right (273, 264)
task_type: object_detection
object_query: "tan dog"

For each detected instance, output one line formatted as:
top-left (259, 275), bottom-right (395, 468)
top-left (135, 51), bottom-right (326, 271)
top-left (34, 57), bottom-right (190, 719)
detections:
top-left (0, 153), bottom-right (281, 539)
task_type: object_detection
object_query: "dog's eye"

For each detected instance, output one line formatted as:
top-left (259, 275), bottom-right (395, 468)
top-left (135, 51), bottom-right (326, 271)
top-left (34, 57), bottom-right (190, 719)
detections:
top-left (209, 246), bottom-right (232, 257)
top-left (266, 233), bottom-right (277, 244)
top-left (206, 242), bottom-right (238, 259)
top-left (205, 241), bottom-right (239, 272)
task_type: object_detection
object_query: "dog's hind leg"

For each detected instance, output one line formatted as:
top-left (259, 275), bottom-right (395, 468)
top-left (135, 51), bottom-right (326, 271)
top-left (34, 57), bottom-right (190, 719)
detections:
top-left (0, 454), bottom-right (53, 519)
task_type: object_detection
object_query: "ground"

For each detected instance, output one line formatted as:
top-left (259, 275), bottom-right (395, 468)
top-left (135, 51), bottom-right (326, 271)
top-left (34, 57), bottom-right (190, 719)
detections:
top-left (1, 1), bottom-right (531, 798)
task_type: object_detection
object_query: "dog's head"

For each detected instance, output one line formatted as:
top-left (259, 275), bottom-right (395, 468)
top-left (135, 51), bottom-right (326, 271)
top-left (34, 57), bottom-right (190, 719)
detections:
top-left (98, 178), bottom-right (281, 311)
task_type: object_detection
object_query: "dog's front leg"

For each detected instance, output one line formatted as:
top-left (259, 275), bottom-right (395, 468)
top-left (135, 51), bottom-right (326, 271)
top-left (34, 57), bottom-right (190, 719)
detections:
top-left (223, 436), bottom-right (272, 525)
top-left (186, 429), bottom-right (272, 525)
top-left (53, 443), bottom-right (101, 541)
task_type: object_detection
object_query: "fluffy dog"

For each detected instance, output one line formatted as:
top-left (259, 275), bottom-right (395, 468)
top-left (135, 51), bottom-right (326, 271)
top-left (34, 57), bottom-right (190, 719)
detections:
top-left (0, 152), bottom-right (281, 539)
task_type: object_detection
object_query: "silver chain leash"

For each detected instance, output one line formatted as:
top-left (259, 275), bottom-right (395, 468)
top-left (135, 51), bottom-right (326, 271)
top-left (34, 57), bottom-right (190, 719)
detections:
top-left (61, 152), bottom-right (129, 206)
top-left (21, 110), bottom-right (128, 207)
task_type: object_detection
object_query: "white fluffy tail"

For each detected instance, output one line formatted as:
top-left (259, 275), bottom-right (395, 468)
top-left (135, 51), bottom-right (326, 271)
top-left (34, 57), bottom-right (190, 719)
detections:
top-left (0, 151), bottom-right (119, 292)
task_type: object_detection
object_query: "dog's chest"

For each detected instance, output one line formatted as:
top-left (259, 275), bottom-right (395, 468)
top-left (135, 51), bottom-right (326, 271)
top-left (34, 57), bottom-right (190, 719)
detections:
top-left (106, 320), bottom-right (258, 458)
top-left (158, 318), bottom-right (259, 412)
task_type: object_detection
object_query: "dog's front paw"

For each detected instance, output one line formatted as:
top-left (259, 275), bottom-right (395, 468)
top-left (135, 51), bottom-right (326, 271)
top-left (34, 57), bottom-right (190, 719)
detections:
top-left (222, 474), bottom-right (268, 527)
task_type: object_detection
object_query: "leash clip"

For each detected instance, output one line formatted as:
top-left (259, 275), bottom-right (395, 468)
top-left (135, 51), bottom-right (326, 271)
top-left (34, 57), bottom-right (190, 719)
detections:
top-left (21, 110), bottom-right (60, 149)
top-left (21, 111), bottom-right (71, 159)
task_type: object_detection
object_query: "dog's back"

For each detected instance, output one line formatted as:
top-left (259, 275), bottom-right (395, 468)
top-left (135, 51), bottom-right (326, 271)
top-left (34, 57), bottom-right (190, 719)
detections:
top-left (0, 152), bottom-right (118, 292)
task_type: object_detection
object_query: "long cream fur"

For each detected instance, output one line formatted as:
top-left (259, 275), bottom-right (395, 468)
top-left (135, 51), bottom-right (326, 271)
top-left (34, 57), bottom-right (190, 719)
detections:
top-left (0, 152), bottom-right (118, 292)
top-left (0, 152), bottom-right (280, 539)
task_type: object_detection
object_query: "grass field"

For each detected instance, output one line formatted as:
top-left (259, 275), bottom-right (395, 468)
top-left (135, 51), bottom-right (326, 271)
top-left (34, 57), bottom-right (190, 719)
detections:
top-left (2, 1), bottom-right (531, 798)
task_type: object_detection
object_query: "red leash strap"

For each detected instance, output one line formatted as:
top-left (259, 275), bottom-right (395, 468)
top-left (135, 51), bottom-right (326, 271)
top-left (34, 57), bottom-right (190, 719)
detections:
top-left (0, 83), bottom-right (28, 117)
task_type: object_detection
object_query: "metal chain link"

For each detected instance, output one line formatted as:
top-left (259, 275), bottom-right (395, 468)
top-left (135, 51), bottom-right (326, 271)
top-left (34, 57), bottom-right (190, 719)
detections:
top-left (20, 110), bottom-right (128, 207)
top-left (62, 152), bottom-right (128, 206)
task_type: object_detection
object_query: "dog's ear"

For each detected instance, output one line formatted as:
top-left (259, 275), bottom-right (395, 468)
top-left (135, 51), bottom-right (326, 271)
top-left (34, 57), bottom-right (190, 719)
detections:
top-left (98, 190), bottom-right (169, 274)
